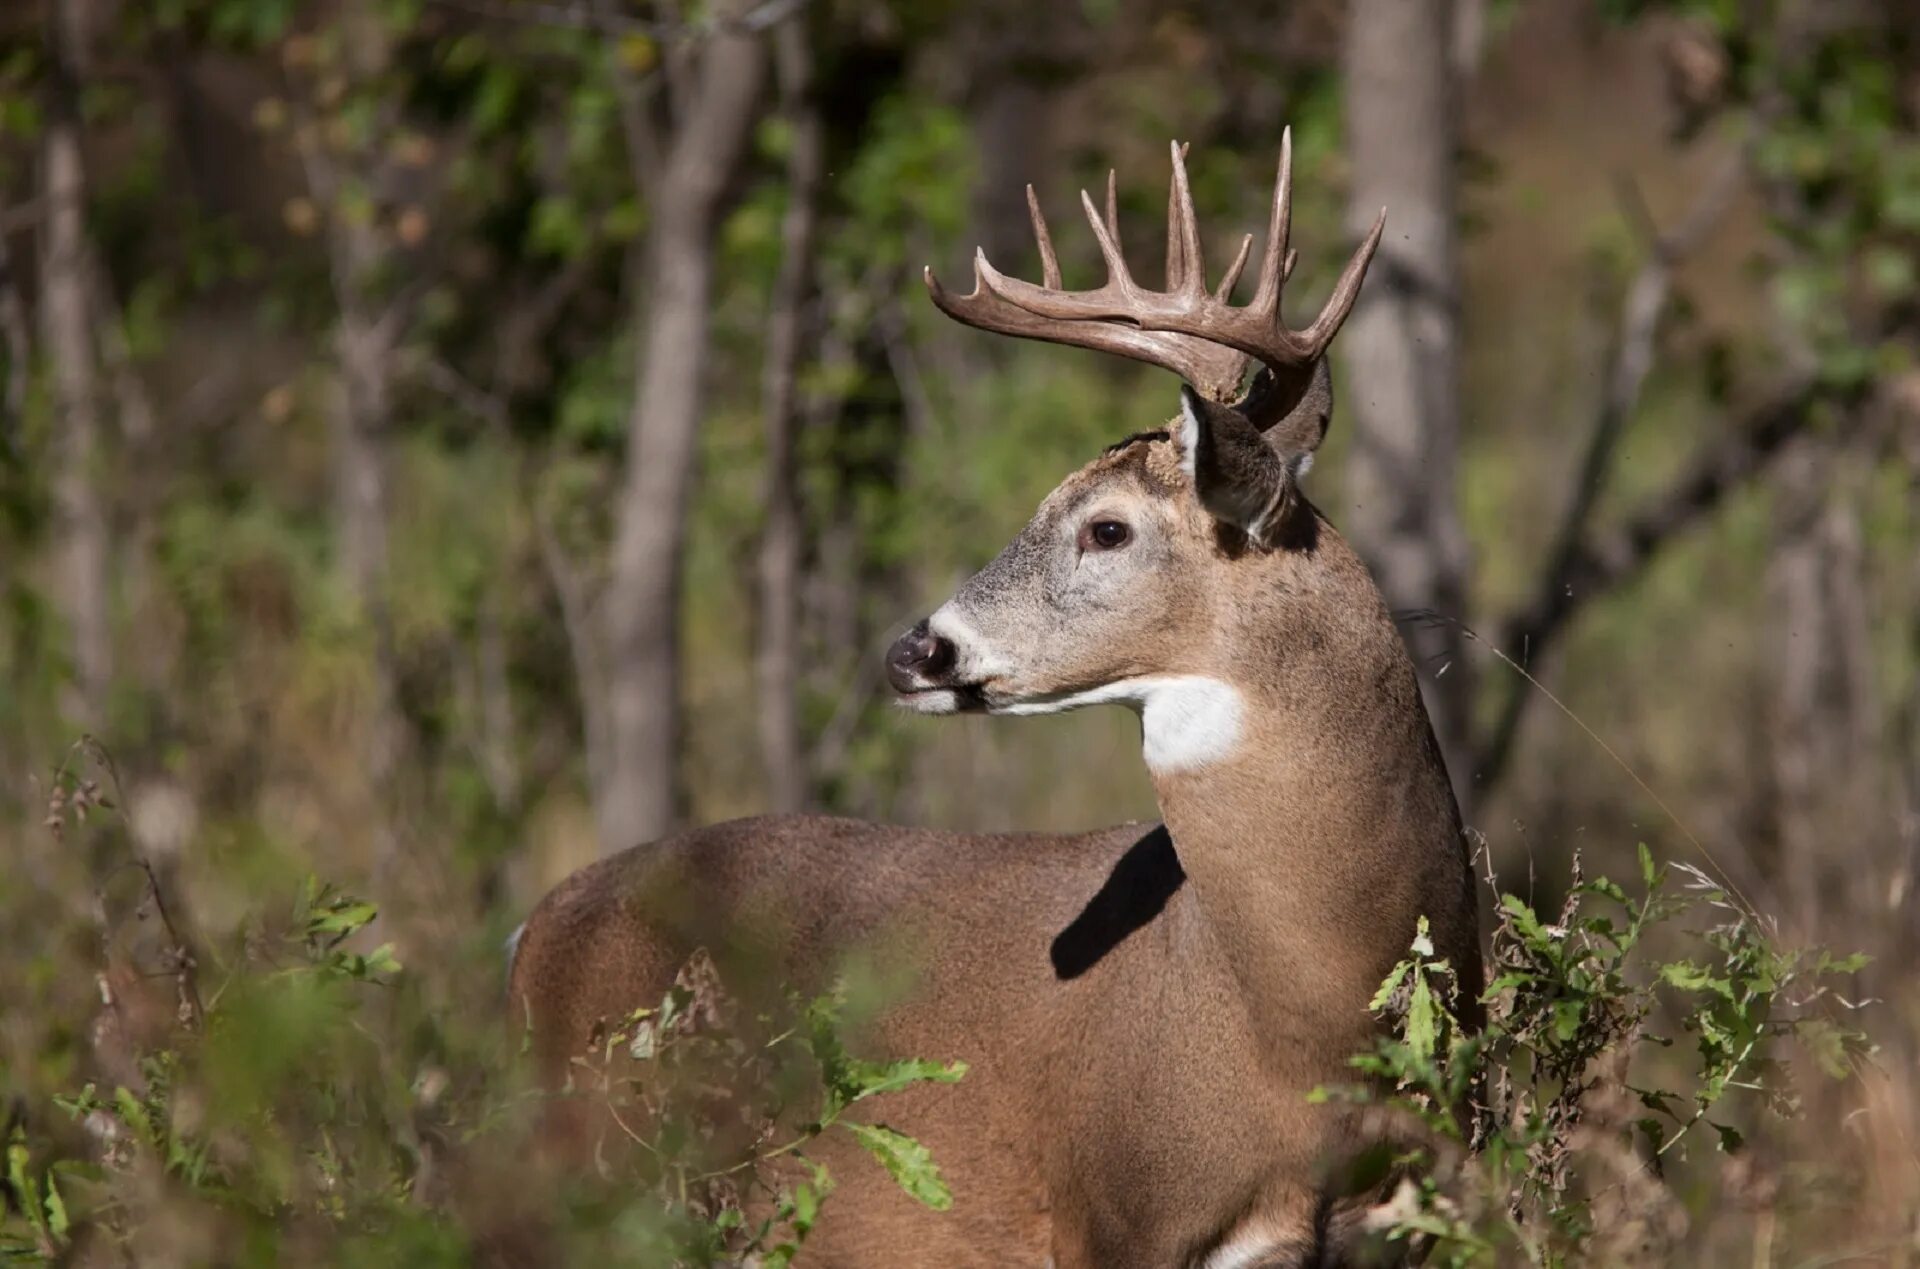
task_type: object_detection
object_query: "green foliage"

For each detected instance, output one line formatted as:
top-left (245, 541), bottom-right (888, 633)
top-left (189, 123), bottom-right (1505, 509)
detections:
top-left (1324, 846), bottom-right (1873, 1266)
top-left (559, 962), bottom-right (966, 1265)
top-left (1602, 0), bottom-right (1919, 387)
top-left (2, 1130), bottom-right (76, 1260)
top-left (0, 739), bottom-right (962, 1265)
top-left (0, 878), bottom-right (963, 1266)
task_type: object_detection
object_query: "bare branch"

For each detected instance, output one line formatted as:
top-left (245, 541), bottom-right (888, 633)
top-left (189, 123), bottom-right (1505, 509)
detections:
top-left (1473, 150), bottom-right (1748, 792)
top-left (418, 353), bottom-right (511, 431)
top-left (599, 0), bottom-right (665, 197)
top-left (1475, 375), bottom-right (1853, 791)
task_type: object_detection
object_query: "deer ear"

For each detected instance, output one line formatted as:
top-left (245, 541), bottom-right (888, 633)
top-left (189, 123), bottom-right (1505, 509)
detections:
top-left (1248, 358), bottom-right (1334, 478)
top-left (1177, 385), bottom-right (1295, 548)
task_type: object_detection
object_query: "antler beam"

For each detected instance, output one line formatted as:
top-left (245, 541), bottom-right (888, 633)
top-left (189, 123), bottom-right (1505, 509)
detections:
top-left (924, 132), bottom-right (1387, 418)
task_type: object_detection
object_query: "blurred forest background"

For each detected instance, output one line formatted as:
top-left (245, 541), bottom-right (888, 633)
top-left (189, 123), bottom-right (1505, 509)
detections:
top-left (1, 0), bottom-right (1918, 1261)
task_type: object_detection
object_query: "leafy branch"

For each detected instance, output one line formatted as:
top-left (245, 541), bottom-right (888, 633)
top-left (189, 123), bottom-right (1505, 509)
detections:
top-left (1322, 843), bottom-right (1874, 1266)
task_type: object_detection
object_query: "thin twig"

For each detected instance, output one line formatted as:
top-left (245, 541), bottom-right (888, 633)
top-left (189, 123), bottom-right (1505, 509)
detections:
top-left (419, 353), bottom-right (511, 430)
top-left (53, 737), bottom-right (205, 1031)
top-left (598, 0), bottom-right (665, 196)
top-left (1449, 622), bottom-right (1760, 921)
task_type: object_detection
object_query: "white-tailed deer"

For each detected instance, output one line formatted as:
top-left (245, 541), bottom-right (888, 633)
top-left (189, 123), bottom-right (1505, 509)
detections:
top-left (510, 136), bottom-right (1481, 1267)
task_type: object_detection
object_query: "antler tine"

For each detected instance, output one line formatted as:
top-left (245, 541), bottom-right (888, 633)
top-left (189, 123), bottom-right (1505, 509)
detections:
top-left (1165, 142), bottom-right (1190, 291)
top-left (1251, 127), bottom-right (1294, 315)
top-left (1078, 184), bottom-right (1137, 298)
top-left (1167, 140), bottom-right (1206, 299)
top-left (1216, 233), bottom-right (1253, 302)
top-left (1025, 185), bottom-right (1062, 290)
top-left (1299, 206), bottom-right (1386, 354)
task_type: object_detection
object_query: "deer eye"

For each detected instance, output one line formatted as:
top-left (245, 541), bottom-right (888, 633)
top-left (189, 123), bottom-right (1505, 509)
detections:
top-left (1082, 518), bottom-right (1132, 551)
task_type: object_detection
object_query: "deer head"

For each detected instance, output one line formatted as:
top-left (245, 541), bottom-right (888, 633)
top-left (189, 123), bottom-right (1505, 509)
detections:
top-left (887, 135), bottom-right (1384, 774)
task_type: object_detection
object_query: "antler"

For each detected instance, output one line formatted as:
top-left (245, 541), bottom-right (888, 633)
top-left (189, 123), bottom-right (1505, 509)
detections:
top-left (924, 132), bottom-right (1386, 422)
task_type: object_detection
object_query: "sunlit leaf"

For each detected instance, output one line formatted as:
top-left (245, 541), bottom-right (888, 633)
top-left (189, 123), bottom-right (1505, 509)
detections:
top-left (847, 1123), bottom-right (952, 1211)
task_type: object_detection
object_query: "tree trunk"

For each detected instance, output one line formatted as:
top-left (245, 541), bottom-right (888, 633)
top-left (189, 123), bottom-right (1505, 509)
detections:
top-left (41, 0), bottom-right (112, 727)
top-left (330, 306), bottom-right (405, 776)
top-left (599, 21), bottom-right (768, 852)
top-left (1341, 0), bottom-right (1474, 802)
top-left (293, 0), bottom-right (410, 848)
top-left (314, 1), bottom-right (408, 789)
top-left (1767, 446), bottom-right (1881, 941)
top-left (756, 18), bottom-right (824, 814)
top-left (966, 72), bottom-right (1048, 271)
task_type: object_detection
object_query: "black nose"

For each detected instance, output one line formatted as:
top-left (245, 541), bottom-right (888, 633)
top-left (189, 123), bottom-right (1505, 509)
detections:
top-left (887, 621), bottom-right (956, 691)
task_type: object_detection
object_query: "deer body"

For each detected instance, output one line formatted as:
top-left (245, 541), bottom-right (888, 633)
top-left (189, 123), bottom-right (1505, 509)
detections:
top-left (511, 139), bottom-right (1481, 1267)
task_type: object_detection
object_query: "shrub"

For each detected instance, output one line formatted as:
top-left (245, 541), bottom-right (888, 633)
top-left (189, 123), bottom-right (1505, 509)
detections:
top-left (1325, 843), bottom-right (1874, 1266)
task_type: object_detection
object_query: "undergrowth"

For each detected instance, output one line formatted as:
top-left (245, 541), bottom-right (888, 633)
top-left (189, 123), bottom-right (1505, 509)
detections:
top-left (0, 740), bottom-right (962, 1266)
top-left (1329, 842), bottom-right (1875, 1266)
top-left (0, 740), bottom-right (1883, 1265)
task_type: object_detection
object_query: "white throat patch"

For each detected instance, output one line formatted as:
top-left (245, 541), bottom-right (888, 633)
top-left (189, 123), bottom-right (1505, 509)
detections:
top-left (998, 675), bottom-right (1244, 773)
top-left (1202, 1229), bottom-right (1292, 1269)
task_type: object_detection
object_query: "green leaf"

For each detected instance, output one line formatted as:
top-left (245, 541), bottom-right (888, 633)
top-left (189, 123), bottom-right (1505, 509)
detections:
top-left (847, 1122), bottom-right (952, 1211)
top-left (1815, 951), bottom-right (1871, 976)
top-left (42, 1172), bottom-right (68, 1239)
top-left (1405, 971), bottom-right (1438, 1062)
top-left (307, 899), bottom-right (379, 938)
top-left (1500, 893), bottom-right (1547, 945)
top-left (848, 1058), bottom-right (968, 1103)
top-left (1479, 971), bottom-right (1536, 1000)
top-left (1578, 876), bottom-right (1628, 905)
top-left (113, 1086), bottom-right (159, 1148)
top-left (1550, 997), bottom-right (1586, 1043)
top-left (1369, 961), bottom-right (1411, 1013)
top-left (1638, 842), bottom-right (1658, 891)
top-left (1658, 960), bottom-right (1728, 996)
top-left (793, 1183), bottom-right (821, 1230)
top-left (6, 1140), bottom-right (45, 1240)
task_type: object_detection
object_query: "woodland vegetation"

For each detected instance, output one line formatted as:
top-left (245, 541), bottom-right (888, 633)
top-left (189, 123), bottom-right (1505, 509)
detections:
top-left (1, 0), bottom-right (1916, 1263)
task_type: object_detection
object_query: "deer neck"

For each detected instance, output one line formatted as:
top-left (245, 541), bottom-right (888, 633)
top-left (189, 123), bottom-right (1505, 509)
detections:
top-left (1139, 551), bottom-right (1459, 1062)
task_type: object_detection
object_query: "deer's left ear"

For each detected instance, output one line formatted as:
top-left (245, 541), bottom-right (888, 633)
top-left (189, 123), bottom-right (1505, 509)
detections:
top-left (1257, 358), bottom-right (1334, 478)
top-left (1178, 384), bottom-right (1303, 549)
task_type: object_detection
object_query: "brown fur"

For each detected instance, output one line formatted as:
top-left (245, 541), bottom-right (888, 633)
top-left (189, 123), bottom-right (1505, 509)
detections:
top-left (511, 411), bottom-right (1481, 1266)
